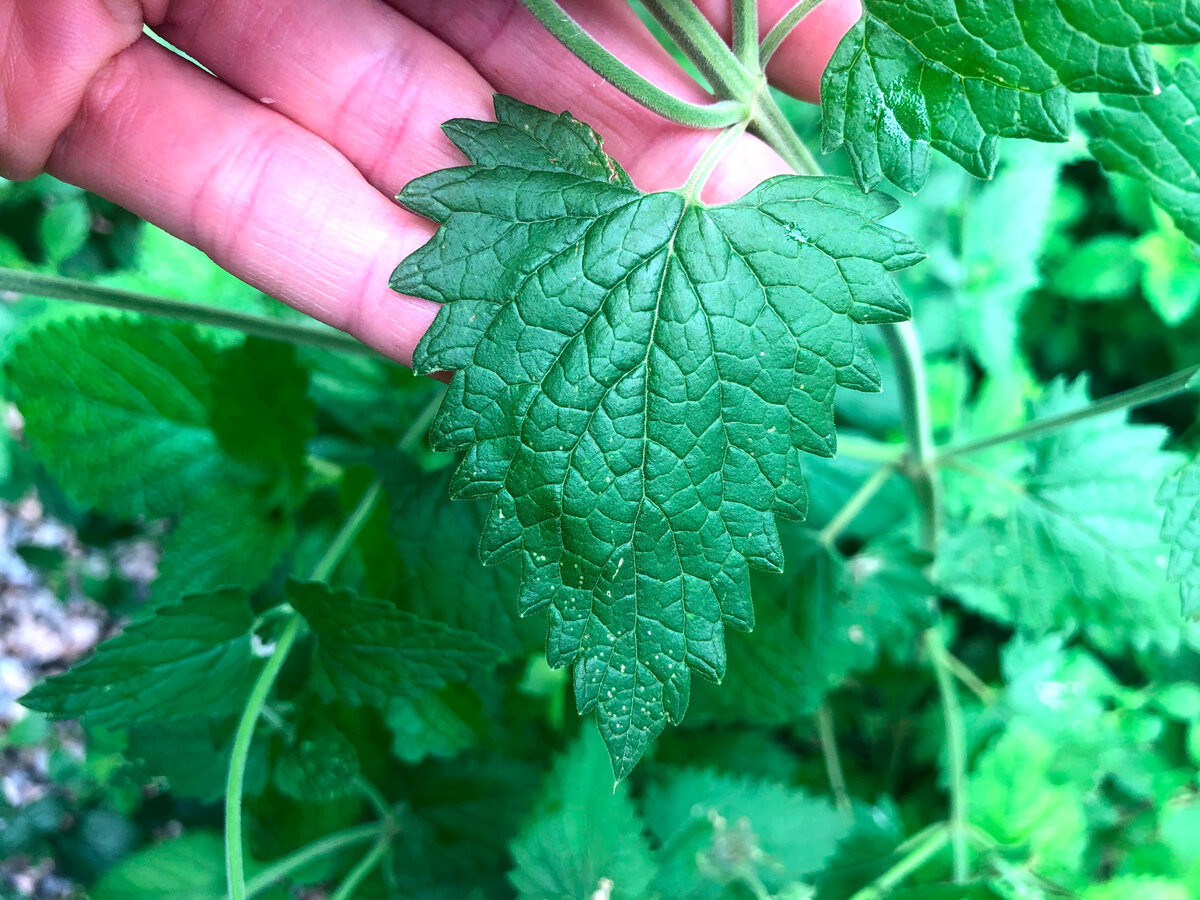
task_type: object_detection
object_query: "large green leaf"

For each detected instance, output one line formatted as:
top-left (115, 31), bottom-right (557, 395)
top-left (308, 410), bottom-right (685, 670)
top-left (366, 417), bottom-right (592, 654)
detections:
top-left (941, 379), bottom-right (1186, 647)
top-left (288, 579), bottom-right (503, 707)
top-left (393, 95), bottom-right (923, 776)
top-left (1084, 61), bottom-right (1200, 244)
top-left (21, 588), bottom-right (261, 727)
top-left (822, 0), bottom-right (1200, 193)
top-left (508, 729), bottom-right (655, 900)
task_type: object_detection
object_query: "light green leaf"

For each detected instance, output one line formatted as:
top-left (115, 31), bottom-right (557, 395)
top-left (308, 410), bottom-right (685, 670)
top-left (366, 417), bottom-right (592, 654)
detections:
top-left (287, 579), bottom-right (503, 707)
top-left (509, 729), bottom-right (655, 900)
top-left (21, 588), bottom-right (260, 728)
top-left (941, 378), bottom-right (1185, 647)
top-left (1083, 878), bottom-right (1190, 900)
top-left (823, 1), bottom-right (1200, 192)
top-left (90, 832), bottom-right (228, 900)
top-left (1134, 224), bottom-right (1200, 325)
top-left (393, 95), bottom-right (923, 777)
top-left (1085, 61), bottom-right (1200, 244)
top-left (645, 767), bottom-right (851, 898)
top-left (1048, 235), bottom-right (1142, 302)
top-left (386, 685), bottom-right (490, 764)
top-left (1158, 456), bottom-right (1200, 618)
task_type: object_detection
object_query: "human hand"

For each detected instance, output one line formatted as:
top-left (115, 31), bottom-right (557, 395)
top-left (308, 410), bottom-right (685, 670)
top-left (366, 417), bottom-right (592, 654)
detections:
top-left (2, 0), bottom-right (860, 366)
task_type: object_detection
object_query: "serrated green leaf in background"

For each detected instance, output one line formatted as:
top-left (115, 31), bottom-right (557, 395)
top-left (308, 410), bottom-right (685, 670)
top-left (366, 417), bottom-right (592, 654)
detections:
top-left (822, 1), bottom-right (1200, 193)
top-left (941, 378), bottom-right (1186, 647)
top-left (690, 526), bottom-right (932, 727)
top-left (509, 729), bottom-right (655, 900)
top-left (89, 832), bottom-right (231, 900)
top-left (288, 579), bottom-right (503, 707)
top-left (1159, 456), bottom-right (1200, 617)
top-left (393, 95), bottom-right (923, 777)
top-left (1085, 62), bottom-right (1200, 245)
top-left (21, 587), bottom-right (260, 728)
top-left (645, 766), bottom-right (851, 898)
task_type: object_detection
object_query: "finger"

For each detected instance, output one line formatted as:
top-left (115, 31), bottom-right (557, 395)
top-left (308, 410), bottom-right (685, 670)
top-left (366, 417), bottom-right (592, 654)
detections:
top-left (149, 0), bottom-right (495, 199)
top-left (390, 0), bottom-right (791, 202)
top-left (47, 37), bottom-right (438, 364)
top-left (0, 0), bottom-right (147, 178)
top-left (693, 0), bottom-right (862, 102)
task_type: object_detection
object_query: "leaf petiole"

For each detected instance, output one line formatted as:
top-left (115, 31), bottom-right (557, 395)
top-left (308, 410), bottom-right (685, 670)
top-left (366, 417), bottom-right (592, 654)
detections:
top-left (817, 463), bottom-right (895, 547)
top-left (233, 821), bottom-right (386, 899)
top-left (681, 119), bottom-right (750, 200)
top-left (925, 629), bottom-right (970, 883)
top-left (759, 0), bottom-right (824, 66)
top-left (0, 267), bottom-right (371, 356)
top-left (731, 0), bottom-right (761, 70)
top-left (848, 823), bottom-right (951, 900)
top-left (519, 0), bottom-right (746, 128)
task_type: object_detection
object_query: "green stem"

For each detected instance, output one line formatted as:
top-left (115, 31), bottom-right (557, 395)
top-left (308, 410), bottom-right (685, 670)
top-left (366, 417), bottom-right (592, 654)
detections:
top-left (235, 822), bottom-right (383, 899)
top-left (759, 0), bottom-right (823, 65)
top-left (0, 267), bottom-right (371, 357)
top-left (936, 364), bottom-right (1200, 463)
top-left (925, 631), bottom-right (970, 884)
top-left (835, 434), bottom-right (906, 464)
top-left (818, 463), bottom-right (895, 547)
top-left (682, 120), bottom-right (751, 199)
top-left (641, 0), bottom-right (759, 99)
top-left (749, 82), bottom-right (823, 175)
top-left (848, 824), bottom-right (950, 900)
top-left (881, 323), bottom-right (941, 552)
top-left (520, 0), bottom-right (745, 127)
top-left (943, 649), bottom-right (996, 704)
top-left (329, 834), bottom-right (393, 900)
top-left (817, 701), bottom-right (853, 820)
top-left (225, 477), bottom-right (390, 900)
top-left (731, 0), bottom-right (760, 70)
top-left (225, 615), bottom-right (303, 900)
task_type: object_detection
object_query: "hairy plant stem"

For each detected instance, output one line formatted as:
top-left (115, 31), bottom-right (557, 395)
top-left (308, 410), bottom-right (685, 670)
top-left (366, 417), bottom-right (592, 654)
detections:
top-left (817, 701), bottom-right (853, 819)
top-left (848, 823), bottom-right (950, 900)
top-left (520, 0), bottom-right (746, 127)
top-left (0, 267), bottom-right (371, 356)
top-left (818, 462), bottom-right (895, 547)
top-left (925, 631), bottom-right (970, 884)
top-left (234, 822), bottom-right (383, 899)
top-left (642, 0), bottom-right (759, 99)
top-left (683, 120), bottom-right (751, 199)
top-left (225, 477), bottom-right (389, 900)
top-left (936, 363), bottom-right (1200, 462)
top-left (759, 0), bottom-right (824, 65)
top-left (731, 0), bottom-right (760, 70)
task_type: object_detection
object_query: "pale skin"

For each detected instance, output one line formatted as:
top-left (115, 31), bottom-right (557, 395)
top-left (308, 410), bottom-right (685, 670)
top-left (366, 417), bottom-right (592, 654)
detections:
top-left (2, 0), bottom-right (860, 366)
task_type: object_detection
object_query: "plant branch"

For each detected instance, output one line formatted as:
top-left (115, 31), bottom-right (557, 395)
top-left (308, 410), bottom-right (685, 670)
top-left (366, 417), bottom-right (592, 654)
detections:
top-left (817, 701), bottom-right (853, 820)
top-left (731, 0), bottom-right (760, 70)
top-left (683, 120), bottom-right (751, 199)
top-left (943, 649), bottom-right (996, 704)
top-left (881, 322), bottom-right (941, 552)
top-left (641, 0), bottom-right (759, 99)
top-left (759, 0), bottom-right (823, 65)
top-left (818, 463), bottom-right (895, 547)
top-left (0, 267), bottom-right (372, 357)
top-left (849, 823), bottom-right (950, 900)
top-left (225, 477), bottom-right (390, 899)
top-left (521, 0), bottom-right (745, 127)
top-left (749, 89), bottom-right (822, 176)
top-left (936, 364), bottom-right (1200, 463)
top-left (329, 832), bottom-right (394, 900)
top-left (925, 630), bottom-right (970, 884)
top-left (235, 822), bottom-right (383, 899)
top-left (225, 615), bottom-right (303, 900)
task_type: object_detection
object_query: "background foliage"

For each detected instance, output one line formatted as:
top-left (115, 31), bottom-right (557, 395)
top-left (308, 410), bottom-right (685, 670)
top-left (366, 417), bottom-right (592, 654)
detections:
top-left (4, 32), bottom-right (1200, 900)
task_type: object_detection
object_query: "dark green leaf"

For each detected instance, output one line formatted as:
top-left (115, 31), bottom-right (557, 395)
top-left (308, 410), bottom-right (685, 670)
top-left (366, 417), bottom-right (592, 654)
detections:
top-left (21, 587), bottom-right (261, 727)
top-left (288, 579), bottom-right (503, 707)
top-left (394, 96), bottom-right (923, 776)
top-left (823, 1), bottom-right (1200, 192)
top-left (1085, 62), bottom-right (1200, 244)
top-left (1158, 456), bottom-right (1200, 618)
top-left (509, 729), bottom-right (655, 900)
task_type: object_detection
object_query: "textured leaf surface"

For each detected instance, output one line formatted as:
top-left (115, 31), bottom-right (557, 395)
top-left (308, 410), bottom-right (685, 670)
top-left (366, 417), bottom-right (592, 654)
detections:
top-left (645, 767), bottom-right (851, 897)
top-left (287, 579), bottom-right (503, 706)
top-left (508, 729), bottom-right (655, 900)
top-left (1084, 61), bottom-right (1200, 244)
top-left (690, 526), bottom-right (932, 726)
top-left (21, 588), bottom-right (260, 727)
top-left (393, 96), bottom-right (923, 776)
top-left (1159, 456), bottom-right (1200, 618)
top-left (822, 1), bottom-right (1200, 192)
top-left (7, 317), bottom-right (312, 601)
top-left (941, 379), bottom-right (1185, 646)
